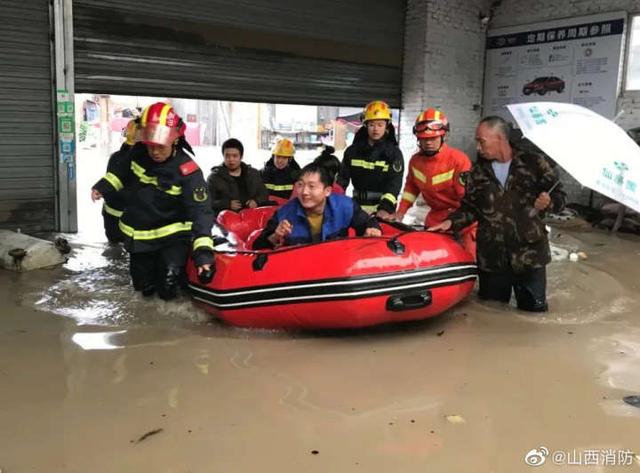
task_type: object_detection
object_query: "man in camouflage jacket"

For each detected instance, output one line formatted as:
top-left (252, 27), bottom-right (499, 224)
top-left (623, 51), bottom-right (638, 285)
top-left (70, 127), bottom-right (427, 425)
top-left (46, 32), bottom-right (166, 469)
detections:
top-left (429, 116), bottom-right (566, 312)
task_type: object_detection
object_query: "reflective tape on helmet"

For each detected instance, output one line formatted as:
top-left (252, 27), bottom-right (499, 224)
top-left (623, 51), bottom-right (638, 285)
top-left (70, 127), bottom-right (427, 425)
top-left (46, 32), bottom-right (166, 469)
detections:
top-left (381, 193), bottom-right (397, 205)
top-left (265, 183), bottom-right (294, 191)
top-left (351, 159), bottom-right (389, 172)
top-left (104, 172), bottom-right (124, 191)
top-left (432, 169), bottom-right (454, 185)
top-left (118, 221), bottom-right (192, 240)
top-left (130, 161), bottom-right (182, 195)
top-left (402, 191), bottom-right (417, 203)
top-left (193, 236), bottom-right (214, 251)
top-left (412, 167), bottom-right (427, 183)
top-left (158, 104), bottom-right (172, 127)
top-left (103, 203), bottom-right (123, 217)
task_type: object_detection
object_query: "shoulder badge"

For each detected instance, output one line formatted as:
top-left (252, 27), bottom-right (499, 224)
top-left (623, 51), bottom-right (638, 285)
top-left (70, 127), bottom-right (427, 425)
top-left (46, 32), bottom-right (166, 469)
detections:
top-left (458, 171), bottom-right (469, 187)
top-left (392, 159), bottom-right (403, 173)
top-left (193, 186), bottom-right (208, 202)
top-left (180, 160), bottom-right (200, 176)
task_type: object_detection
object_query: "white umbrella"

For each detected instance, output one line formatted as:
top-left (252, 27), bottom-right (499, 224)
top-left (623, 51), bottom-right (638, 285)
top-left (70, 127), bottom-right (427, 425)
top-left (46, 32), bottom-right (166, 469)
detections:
top-left (506, 102), bottom-right (640, 214)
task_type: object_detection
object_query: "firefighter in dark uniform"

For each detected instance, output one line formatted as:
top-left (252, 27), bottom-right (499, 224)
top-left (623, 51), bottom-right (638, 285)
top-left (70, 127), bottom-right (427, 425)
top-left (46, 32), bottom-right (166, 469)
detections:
top-left (101, 118), bottom-right (139, 243)
top-left (260, 138), bottom-right (301, 201)
top-left (337, 100), bottom-right (404, 219)
top-left (91, 102), bottom-right (214, 300)
top-left (429, 116), bottom-right (566, 312)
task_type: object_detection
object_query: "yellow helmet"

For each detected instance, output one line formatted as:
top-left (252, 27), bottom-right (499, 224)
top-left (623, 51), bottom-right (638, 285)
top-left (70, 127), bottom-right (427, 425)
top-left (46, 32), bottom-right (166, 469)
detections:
top-left (363, 100), bottom-right (391, 122)
top-left (272, 138), bottom-right (295, 157)
top-left (123, 118), bottom-right (140, 146)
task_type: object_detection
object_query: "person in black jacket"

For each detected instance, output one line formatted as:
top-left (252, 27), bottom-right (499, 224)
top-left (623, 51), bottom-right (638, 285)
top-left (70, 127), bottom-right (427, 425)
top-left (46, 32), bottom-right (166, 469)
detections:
top-left (337, 100), bottom-right (404, 219)
top-left (91, 102), bottom-right (214, 300)
top-left (101, 118), bottom-right (139, 243)
top-left (260, 138), bottom-right (301, 201)
top-left (207, 138), bottom-right (270, 214)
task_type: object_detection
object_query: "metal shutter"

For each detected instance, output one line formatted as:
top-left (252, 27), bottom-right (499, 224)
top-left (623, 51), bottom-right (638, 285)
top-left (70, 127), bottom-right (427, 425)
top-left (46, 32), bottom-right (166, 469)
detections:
top-left (0, 0), bottom-right (56, 231)
top-left (73, 0), bottom-right (404, 107)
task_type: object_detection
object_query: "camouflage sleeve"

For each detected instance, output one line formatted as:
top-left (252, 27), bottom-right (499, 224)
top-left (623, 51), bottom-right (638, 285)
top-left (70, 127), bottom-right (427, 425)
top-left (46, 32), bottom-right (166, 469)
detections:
top-left (536, 155), bottom-right (566, 214)
top-left (448, 167), bottom-right (481, 231)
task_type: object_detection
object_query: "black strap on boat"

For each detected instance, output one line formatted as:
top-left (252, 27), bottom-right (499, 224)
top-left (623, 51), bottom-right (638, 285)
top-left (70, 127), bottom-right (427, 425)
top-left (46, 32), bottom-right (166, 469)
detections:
top-left (252, 253), bottom-right (268, 271)
top-left (387, 237), bottom-right (405, 255)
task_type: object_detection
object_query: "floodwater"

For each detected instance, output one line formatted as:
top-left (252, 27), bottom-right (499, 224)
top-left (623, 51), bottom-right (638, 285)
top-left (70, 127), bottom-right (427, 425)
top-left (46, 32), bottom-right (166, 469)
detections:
top-left (1, 222), bottom-right (640, 472)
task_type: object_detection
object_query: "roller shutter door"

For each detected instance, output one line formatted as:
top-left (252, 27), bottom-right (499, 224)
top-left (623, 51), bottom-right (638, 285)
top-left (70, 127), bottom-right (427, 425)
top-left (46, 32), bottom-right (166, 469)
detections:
top-left (0, 0), bottom-right (56, 231)
top-left (73, 0), bottom-right (404, 107)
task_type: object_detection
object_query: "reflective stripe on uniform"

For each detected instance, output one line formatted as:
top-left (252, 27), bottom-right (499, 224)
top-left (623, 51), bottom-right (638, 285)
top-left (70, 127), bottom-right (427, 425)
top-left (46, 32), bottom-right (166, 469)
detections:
top-left (402, 191), bottom-right (417, 203)
top-left (104, 172), bottom-right (124, 191)
top-left (193, 236), bottom-right (214, 251)
top-left (103, 203), bottom-right (123, 217)
top-left (360, 204), bottom-right (378, 213)
top-left (351, 159), bottom-right (389, 172)
top-left (130, 161), bottom-right (182, 195)
top-left (265, 183), bottom-right (294, 191)
top-left (432, 169), bottom-right (454, 185)
top-left (381, 193), bottom-right (397, 205)
top-left (118, 221), bottom-right (192, 240)
top-left (412, 167), bottom-right (427, 183)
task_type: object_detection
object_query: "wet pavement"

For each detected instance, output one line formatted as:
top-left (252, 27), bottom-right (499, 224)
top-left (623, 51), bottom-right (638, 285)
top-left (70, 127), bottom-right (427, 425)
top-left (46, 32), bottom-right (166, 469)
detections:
top-left (1, 225), bottom-right (640, 472)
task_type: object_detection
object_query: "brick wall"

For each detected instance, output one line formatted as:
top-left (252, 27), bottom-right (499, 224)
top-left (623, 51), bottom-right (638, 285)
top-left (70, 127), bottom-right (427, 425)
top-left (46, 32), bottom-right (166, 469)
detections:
top-left (401, 0), bottom-right (492, 161)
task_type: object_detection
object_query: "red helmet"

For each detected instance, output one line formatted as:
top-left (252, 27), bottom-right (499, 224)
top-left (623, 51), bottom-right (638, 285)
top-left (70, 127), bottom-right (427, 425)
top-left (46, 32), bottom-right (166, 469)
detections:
top-left (413, 108), bottom-right (449, 139)
top-left (140, 102), bottom-right (185, 146)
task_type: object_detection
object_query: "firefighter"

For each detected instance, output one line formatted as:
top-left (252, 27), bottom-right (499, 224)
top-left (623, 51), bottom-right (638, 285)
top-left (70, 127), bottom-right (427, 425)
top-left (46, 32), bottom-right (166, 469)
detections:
top-left (395, 108), bottom-right (475, 255)
top-left (91, 102), bottom-right (214, 300)
top-left (395, 108), bottom-right (472, 225)
top-left (101, 118), bottom-right (139, 243)
top-left (337, 100), bottom-right (404, 218)
top-left (260, 138), bottom-right (301, 202)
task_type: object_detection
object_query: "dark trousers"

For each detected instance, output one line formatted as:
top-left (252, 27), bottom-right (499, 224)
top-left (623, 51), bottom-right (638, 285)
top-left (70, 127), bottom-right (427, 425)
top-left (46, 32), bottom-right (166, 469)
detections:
top-left (478, 266), bottom-right (548, 312)
top-left (129, 241), bottom-right (190, 294)
top-left (102, 211), bottom-right (123, 243)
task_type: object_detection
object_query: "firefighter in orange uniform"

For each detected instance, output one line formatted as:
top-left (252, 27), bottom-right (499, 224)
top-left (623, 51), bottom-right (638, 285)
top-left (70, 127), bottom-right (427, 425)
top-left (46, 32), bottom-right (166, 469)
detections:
top-left (395, 108), bottom-right (477, 256)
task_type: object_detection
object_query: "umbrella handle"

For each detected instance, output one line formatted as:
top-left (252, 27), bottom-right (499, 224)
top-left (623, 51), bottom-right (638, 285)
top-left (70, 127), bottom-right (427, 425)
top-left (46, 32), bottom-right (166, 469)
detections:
top-left (529, 181), bottom-right (560, 218)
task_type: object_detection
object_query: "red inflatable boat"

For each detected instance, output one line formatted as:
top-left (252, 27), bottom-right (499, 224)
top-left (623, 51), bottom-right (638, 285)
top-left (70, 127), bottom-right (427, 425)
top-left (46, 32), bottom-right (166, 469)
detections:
top-left (187, 207), bottom-right (476, 329)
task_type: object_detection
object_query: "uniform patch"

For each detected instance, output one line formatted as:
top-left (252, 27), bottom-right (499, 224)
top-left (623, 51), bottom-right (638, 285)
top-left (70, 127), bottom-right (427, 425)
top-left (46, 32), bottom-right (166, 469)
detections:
top-left (193, 186), bottom-right (208, 202)
top-left (458, 171), bottom-right (469, 186)
top-left (180, 160), bottom-right (199, 176)
top-left (392, 160), bottom-right (403, 173)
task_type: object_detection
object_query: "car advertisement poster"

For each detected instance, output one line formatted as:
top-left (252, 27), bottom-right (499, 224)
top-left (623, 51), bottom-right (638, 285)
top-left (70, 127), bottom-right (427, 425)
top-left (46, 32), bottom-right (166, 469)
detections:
top-left (483, 11), bottom-right (626, 119)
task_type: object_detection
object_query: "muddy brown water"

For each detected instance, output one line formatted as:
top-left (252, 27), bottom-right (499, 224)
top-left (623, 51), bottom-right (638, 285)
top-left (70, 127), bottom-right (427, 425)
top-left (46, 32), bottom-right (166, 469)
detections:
top-left (1, 226), bottom-right (639, 472)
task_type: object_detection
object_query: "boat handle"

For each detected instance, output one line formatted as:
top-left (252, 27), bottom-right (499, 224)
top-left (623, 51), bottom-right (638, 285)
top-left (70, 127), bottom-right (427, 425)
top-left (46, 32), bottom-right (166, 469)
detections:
top-left (386, 290), bottom-right (432, 312)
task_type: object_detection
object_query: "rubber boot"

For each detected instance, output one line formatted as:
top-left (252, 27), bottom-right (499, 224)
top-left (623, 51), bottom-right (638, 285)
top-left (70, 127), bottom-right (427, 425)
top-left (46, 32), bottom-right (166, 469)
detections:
top-left (158, 267), bottom-right (180, 300)
top-left (142, 283), bottom-right (156, 297)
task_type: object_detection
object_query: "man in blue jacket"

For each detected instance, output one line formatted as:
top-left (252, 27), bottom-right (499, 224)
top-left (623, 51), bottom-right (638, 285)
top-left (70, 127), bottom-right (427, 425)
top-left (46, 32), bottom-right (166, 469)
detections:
top-left (253, 163), bottom-right (382, 249)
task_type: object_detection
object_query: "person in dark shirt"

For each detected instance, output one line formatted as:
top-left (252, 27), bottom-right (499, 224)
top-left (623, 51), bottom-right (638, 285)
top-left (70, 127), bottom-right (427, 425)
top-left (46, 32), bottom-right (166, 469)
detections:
top-left (207, 138), bottom-right (270, 214)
